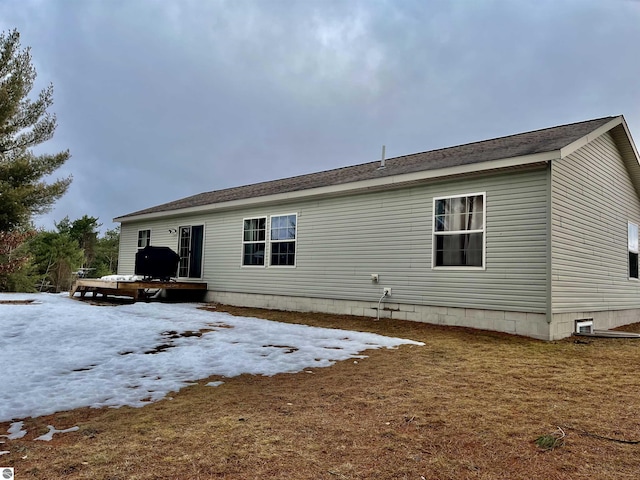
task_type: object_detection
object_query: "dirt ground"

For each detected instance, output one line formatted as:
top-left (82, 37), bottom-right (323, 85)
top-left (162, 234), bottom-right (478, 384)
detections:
top-left (2, 304), bottom-right (640, 479)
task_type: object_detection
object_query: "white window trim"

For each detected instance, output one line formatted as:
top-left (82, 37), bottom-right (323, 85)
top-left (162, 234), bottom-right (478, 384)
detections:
top-left (241, 216), bottom-right (267, 268)
top-left (629, 221), bottom-right (639, 280)
top-left (269, 213), bottom-right (298, 268)
top-left (137, 229), bottom-right (151, 249)
top-left (432, 192), bottom-right (486, 270)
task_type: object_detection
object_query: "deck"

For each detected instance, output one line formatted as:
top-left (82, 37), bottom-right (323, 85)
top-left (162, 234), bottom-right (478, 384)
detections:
top-left (70, 279), bottom-right (208, 301)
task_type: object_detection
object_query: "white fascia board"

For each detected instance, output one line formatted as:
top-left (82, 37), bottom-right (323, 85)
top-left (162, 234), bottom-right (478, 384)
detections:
top-left (620, 116), bottom-right (640, 166)
top-left (559, 116), bottom-right (623, 158)
top-left (115, 150), bottom-right (557, 223)
top-left (617, 117), bottom-right (640, 199)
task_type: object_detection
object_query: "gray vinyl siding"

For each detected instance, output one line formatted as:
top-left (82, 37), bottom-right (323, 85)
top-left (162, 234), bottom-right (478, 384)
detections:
top-left (551, 130), bottom-right (640, 312)
top-left (118, 221), bottom-right (211, 279)
top-left (119, 165), bottom-right (548, 312)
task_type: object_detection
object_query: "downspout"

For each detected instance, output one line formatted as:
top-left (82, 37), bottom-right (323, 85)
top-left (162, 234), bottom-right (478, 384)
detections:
top-left (546, 161), bottom-right (553, 326)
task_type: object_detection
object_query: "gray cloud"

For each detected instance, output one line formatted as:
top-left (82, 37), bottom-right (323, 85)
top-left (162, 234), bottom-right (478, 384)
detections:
top-left (1, 0), bottom-right (639, 232)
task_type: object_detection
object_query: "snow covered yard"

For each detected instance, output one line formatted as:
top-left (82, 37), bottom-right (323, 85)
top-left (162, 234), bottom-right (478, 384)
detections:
top-left (0, 293), bottom-right (423, 423)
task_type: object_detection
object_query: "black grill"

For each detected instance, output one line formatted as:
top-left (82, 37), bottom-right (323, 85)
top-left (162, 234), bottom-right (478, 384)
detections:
top-left (135, 246), bottom-right (179, 281)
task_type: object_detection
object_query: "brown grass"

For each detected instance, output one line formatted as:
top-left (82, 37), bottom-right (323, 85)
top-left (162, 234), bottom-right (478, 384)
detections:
top-left (3, 305), bottom-right (640, 479)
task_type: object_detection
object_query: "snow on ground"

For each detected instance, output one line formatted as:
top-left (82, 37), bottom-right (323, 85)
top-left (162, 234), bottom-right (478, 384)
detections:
top-left (34, 425), bottom-right (80, 441)
top-left (0, 293), bottom-right (423, 423)
top-left (4, 422), bottom-right (26, 440)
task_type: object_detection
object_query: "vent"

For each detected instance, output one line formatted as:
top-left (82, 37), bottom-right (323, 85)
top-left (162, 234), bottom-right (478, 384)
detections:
top-left (575, 319), bottom-right (594, 334)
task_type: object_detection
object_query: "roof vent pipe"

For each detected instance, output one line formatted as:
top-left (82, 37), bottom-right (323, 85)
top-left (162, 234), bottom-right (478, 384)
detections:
top-left (380, 145), bottom-right (386, 169)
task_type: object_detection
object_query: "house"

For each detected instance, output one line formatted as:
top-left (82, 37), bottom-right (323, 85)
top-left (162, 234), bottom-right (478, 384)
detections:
top-left (114, 115), bottom-right (640, 340)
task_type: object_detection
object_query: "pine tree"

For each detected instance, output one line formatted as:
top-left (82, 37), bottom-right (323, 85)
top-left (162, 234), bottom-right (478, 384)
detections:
top-left (0, 28), bottom-right (71, 232)
top-left (94, 226), bottom-right (120, 276)
top-left (56, 215), bottom-right (101, 267)
top-left (29, 229), bottom-right (83, 292)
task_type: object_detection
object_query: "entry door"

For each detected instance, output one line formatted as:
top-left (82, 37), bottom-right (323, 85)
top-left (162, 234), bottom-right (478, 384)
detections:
top-left (178, 225), bottom-right (204, 278)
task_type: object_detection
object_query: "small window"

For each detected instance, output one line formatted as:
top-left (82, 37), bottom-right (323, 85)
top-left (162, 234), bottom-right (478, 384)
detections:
top-left (270, 214), bottom-right (297, 267)
top-left (137, 229), bottom-right (151, 249)
top-left (629, 222), bottom-right (638, 279)
top-left (433, 193), bottom-right (485, 268)
top-left (575, 319), bottom-right (594, 334)
top-left (242, 217), bottom-right (266, 266)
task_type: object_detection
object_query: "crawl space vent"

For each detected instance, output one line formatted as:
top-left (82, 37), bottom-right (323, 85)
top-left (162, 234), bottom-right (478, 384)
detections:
top-left (575, 319), bottom-right (594, 334)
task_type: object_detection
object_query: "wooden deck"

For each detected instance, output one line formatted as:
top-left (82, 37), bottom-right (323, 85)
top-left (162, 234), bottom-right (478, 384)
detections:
top-left (70, 279), bottom-right (208, 301)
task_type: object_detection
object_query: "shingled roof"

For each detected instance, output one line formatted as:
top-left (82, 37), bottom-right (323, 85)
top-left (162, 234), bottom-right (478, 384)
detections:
top-left (116, 116), bottom-right (617, 220)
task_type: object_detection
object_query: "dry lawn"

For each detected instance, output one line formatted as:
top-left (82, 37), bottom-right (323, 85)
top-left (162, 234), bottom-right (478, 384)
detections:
top-left (3, 305), bottom-right (640, 479)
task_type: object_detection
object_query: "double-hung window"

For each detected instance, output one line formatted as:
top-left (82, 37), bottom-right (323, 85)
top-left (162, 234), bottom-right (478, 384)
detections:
top-left (270, 214), bottom-right (297, 266)
top-left (433, 193), bottom-right (485, 268)
top-left (629, 222), bottom-right (638, 279)
top-left (242, 217), bottom-right (266, 266)
top-left (137, 229), bottom-right (151, 248)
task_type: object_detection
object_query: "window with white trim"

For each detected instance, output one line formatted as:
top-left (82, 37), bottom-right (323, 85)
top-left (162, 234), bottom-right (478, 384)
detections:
top-left (433, 193), bottom-right (485, 268)
top-left (270, 214), bottom-right (297, 266)
top-left (242, 217), bottom-right (266, 266)
top-left (137, 229), bottom-right (151, 248)
top-left (629, 222), bottom-right (638, 279)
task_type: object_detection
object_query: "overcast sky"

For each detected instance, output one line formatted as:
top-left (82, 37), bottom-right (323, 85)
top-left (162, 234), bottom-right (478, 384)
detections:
top-left (1, 0), bottom-right (639, 233)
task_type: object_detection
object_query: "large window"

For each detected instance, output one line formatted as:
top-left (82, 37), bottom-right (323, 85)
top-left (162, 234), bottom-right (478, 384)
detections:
top-left (270, 214), bottom-right (297, 267)
top-left (433, 193), bottom-right (485, 268)
top-left (137, 229), bottom-right (151, 249)
top-left (629, 222), bottom-right (638, 279)
top-left (242, 217), bottom-right (266, 266)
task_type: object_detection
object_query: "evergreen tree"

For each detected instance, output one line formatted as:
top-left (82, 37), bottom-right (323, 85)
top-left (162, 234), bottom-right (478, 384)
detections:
top-left (56, 215), bottom-right (100, 268)
top-left (29, 230), bottom-right (83, 292)
top-left (94, 226), bottom-right (119, 276)
top-left (2, 216), bottom-right (119, 291)
top-left (0, 28), bottom-right (71, 232)
top-left (0, 229), bottom-right (35, 290)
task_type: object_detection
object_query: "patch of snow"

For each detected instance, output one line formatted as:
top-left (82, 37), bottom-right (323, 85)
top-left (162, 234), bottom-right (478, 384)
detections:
top-left (0, 292), bottom-right (423, 422)
top-left (0, 450), bottom-right (9, 456)
top-left (34, 425), bottom-right (80, 441)
top-left (206, 381), bottom-right (224, 387)
top-left (99, 274), bottom-right (143, 282)
top-left (7, 422), bottom-right (26, 440)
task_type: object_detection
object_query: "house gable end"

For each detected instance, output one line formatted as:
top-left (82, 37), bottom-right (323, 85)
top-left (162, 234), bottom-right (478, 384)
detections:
top-left (551, 128), bottom-right (640, 318)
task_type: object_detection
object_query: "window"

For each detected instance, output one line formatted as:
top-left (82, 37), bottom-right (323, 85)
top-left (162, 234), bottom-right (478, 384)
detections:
top-left (242, 217), bottom-right (266, 266)
top-left (433, 193), bottom-right (485, 268)
top-left (270, 214), bottom-right (297, 266)
top-left (137, 229), bottom-right (151, 248)
top-left (629, 222), bottom-right (638, 279)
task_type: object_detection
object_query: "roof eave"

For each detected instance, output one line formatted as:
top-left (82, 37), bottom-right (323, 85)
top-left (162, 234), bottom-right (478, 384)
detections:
top-left (115, 150), bottom-right (558, 223)
top-left (619, 116), bottom-right (640, 166)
